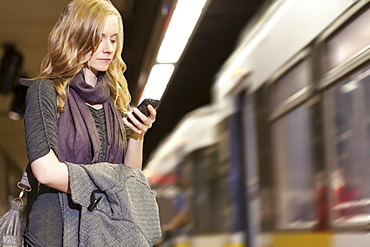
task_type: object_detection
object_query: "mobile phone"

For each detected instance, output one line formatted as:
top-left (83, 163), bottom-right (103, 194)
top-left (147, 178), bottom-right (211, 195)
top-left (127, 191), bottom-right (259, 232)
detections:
top-left (128, 98), bottom-right (160, 124)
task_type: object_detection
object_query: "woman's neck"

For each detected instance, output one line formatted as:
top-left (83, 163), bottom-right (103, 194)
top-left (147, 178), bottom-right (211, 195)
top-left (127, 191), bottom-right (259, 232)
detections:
top-left (84, 67), bottom-right (98, 87)
top-left (83, 67), bottom-right (103, 109)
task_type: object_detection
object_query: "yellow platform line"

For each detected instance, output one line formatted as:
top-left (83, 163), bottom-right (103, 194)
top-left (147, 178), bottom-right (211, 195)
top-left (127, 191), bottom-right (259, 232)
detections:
top-left (224, 244), bottom-right (245, 247)
top-left (175, 243), bottom-right (190, 247)
top-left (273, 232), bottom-right (332, 247)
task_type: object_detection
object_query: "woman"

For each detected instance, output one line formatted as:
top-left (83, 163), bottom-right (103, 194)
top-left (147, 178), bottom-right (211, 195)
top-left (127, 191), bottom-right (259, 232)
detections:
top-left (22, 0), bottom-right (159, 245)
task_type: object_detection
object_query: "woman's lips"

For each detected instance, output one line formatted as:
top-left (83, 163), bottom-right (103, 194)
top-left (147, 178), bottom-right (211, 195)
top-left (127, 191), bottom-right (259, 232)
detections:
top-left (98, 58), bottom-right (111, 63)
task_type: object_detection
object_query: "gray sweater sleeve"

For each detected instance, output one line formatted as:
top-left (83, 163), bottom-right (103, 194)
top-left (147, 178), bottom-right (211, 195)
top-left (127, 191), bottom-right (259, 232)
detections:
top-left (24, 79), bottom-right (59, 164)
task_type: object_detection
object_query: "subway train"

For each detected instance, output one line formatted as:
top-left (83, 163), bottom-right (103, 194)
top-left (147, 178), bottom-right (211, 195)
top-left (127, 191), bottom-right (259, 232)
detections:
top-left (144, 0), bottom-right (370, 246)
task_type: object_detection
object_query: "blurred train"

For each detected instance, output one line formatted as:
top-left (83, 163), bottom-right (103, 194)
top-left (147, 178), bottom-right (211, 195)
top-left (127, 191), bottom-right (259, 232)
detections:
top-left (144, 0), bottom-right (370, 246)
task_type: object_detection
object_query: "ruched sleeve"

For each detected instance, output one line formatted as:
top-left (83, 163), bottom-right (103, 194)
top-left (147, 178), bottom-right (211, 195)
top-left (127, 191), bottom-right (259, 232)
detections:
top-left (24, 79), bottom-right (59, 164)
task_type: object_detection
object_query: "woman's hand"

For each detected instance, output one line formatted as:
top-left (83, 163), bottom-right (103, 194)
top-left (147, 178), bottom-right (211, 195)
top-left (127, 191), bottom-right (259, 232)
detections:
top-left (123, 105), bottom-right (157, 169)
top-left (123, 104), bottom-right (157, 139)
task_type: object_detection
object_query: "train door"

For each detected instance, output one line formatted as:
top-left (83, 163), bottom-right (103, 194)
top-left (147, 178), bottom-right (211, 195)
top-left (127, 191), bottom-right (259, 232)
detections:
top-left (241, 91), bottom-right (260, 247)
top-left (227, 81), bottom-right (261, 247)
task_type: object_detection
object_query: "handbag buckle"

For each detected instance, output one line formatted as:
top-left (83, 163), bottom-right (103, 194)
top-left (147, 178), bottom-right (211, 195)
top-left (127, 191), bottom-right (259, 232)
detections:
top-left (12, 182), bottom-right (32, 205)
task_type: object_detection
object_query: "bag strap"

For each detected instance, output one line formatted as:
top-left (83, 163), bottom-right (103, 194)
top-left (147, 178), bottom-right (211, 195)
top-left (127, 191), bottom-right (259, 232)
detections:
top-left (19, 170), bottom-right (31, 189)
top-left (14, 169), bottom-right (32, 205)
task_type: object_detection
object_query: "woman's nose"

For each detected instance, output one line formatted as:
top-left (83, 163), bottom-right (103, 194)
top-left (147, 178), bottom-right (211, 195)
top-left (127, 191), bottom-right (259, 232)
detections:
top-left (103, 40), bottom-right (114, 53)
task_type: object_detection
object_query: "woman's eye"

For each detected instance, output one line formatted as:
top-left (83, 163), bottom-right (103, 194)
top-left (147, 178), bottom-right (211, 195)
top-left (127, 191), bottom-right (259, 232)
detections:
top-left (110, 39), bottom-right (117, 44)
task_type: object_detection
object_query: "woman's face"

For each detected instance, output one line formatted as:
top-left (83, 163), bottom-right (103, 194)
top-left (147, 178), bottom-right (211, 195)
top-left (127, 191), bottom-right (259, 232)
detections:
top-left (87, 15), bottom-right (118, 75)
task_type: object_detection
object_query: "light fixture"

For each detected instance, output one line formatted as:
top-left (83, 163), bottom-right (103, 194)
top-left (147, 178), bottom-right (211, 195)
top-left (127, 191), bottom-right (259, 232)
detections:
top-left (156, 0), bottom-right (206, 63)
top-left (140, 64), bottom-right (175, 101)
top-left (139, 0), bottom-right (208, 102)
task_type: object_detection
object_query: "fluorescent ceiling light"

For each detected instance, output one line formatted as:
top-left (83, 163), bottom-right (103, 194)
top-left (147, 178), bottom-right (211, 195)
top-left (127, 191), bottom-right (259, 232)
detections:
top-left (140, 0), bottom-right (207, 101)
top-left (140, 64), bottom-right (175, 101)
top-left (156, 0), bottom-right (207, 63)
top-left (156, 34), bottom-right (189, 64)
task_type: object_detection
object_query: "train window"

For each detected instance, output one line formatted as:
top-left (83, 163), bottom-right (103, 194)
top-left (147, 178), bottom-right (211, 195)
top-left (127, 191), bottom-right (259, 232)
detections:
top-left (324, 65), bottom-right (370, 227)
top-left (271, 59), bottom-right (311, 111)
top-left (191, 146), bottom-right (231, 233)
top-left (272, 103), bottom-right (317, 229)
top-left (324, 7), bottom-right (370, 72)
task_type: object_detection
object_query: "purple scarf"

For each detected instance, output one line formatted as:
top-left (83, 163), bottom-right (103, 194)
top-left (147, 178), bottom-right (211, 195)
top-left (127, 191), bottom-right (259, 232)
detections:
top-left (57, 71), bottom-right (126, 164)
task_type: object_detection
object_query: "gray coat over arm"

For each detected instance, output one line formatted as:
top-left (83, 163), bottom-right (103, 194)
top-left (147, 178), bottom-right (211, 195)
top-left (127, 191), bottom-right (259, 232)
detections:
top-left (66, 162), bottom-right (162, 247)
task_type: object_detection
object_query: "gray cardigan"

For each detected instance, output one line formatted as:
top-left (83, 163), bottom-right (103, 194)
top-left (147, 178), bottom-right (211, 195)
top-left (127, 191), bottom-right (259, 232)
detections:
top-left (66, 162), bottom-right (161, 247)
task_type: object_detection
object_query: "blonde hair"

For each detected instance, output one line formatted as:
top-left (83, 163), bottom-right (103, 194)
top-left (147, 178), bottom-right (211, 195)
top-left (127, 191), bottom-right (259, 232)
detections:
top-left (36, 0), bottom-right (130, 114)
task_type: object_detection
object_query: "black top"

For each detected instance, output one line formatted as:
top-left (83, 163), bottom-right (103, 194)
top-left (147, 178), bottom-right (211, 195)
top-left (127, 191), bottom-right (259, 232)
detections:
top-left (24, 79), bottom-right (59, 164)
top-left (88, 106), bottom-right (107, 162)
top-left (25, 79), bottom-right (111, 164)
top-left (23, 78), bottom-right (112, 246)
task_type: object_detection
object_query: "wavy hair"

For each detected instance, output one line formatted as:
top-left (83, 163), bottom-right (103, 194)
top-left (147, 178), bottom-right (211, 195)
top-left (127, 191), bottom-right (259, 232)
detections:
top-left (35, 0), bottom-right (130, 114)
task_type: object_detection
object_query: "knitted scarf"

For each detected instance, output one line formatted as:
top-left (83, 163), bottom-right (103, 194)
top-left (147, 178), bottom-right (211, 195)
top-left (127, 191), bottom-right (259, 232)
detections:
top-left (20, 72), bottom-right (128, 245)
top-left (57, 70), bottom-right (127, 246)
top-left (57, 70), bottom-right (126, 164)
